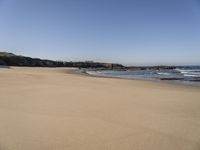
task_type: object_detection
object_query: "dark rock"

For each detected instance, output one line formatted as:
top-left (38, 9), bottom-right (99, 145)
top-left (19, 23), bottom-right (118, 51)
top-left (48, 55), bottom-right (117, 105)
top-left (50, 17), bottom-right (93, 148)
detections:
top-left (160, 78), bottom-right (184, 80)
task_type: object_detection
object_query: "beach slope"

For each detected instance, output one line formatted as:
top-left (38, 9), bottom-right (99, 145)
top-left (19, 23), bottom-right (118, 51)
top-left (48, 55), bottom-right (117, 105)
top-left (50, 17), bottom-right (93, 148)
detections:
top-left (0, 67), bottom-right (200, 150)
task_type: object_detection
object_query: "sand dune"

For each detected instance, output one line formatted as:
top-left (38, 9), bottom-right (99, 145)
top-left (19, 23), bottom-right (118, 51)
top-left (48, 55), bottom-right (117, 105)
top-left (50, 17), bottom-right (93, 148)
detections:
top-left (0, 67), bottom-right (200, 150)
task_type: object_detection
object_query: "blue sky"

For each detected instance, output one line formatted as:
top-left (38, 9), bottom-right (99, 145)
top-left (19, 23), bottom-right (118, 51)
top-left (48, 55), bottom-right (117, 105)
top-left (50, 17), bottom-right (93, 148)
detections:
top-left (0, 0), bottom-right (200, 65)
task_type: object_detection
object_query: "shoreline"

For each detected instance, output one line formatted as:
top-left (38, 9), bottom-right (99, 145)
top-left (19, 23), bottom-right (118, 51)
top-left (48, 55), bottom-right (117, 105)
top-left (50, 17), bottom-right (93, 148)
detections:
top-left (70, 68), bottom-right (200, 89)
top-left (1, 66), bottom-right (200, 89)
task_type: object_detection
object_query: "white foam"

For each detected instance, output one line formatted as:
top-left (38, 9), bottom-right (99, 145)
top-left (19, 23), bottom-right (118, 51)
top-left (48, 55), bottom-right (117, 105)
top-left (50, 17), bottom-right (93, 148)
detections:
top-left (157, 72), bottom-right (171, 75)
top-left (86, 71), bottom-right (98, 75)
top-left (183, 74), bottom-right (200, 77)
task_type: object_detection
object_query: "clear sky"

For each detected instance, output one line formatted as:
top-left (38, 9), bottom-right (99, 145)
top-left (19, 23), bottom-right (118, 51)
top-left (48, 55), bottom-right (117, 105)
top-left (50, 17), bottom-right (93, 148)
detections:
top-left (0, 0), bottom-right (200, 65)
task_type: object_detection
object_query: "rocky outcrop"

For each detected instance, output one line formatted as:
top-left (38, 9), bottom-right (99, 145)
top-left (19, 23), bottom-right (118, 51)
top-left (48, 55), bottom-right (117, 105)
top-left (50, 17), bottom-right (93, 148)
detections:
top-left (126, 66), bottom-right (176, 70)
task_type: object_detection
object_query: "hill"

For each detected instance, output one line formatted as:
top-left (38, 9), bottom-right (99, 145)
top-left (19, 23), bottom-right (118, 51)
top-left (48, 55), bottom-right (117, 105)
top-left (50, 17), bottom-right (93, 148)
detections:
top-left (0, 51), bottom-right (179, 70)
top-left (0, 52), bottom-right (124, 69)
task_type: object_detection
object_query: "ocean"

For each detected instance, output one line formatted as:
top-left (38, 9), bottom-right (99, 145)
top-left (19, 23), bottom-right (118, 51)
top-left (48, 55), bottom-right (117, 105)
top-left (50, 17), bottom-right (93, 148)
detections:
top-left (86, 66), bottom-right (200, 87)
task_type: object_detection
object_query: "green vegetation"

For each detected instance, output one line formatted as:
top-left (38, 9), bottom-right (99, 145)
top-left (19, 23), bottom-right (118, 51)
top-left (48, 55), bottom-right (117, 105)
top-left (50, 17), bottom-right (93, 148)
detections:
top-left (0, 51), bottom-right (178, 70)
top-left (0, 52), bottom-right (124, 69)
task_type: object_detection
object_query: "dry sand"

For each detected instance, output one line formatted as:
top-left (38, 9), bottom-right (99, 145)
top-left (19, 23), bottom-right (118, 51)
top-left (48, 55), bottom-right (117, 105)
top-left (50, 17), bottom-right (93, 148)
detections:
top-left (0, 67), bottom-right (200, 150)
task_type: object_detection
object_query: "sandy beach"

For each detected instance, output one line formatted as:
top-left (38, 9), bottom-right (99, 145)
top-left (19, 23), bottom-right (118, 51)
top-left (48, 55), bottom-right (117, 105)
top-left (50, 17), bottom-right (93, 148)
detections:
top-left (0, 67), bottom-right (200, 150)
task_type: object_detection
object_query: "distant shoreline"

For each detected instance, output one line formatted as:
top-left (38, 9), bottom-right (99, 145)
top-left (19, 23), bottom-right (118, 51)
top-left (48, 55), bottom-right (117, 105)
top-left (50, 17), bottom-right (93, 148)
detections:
top-left (1, 51), bottom-right (200, 87)
top-left (69, 68), bottom-right (200, 88)
top-left (1, 51), bottom-right (198, 70)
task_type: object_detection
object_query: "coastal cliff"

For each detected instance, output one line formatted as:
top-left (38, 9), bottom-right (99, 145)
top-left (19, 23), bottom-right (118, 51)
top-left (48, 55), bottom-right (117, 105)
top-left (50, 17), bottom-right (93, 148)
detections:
top-left (0, 51), bottom-right (178, 70)
top-left (0, 52), bottom-right (124, 69)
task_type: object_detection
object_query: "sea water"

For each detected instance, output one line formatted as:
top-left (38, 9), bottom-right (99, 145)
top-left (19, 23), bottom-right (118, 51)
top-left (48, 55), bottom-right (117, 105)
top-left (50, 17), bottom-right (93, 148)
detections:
top-left (86, 66), bottom-right (200, 87)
